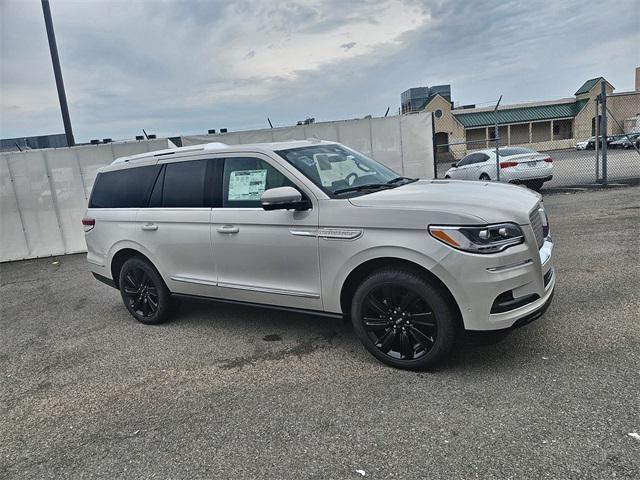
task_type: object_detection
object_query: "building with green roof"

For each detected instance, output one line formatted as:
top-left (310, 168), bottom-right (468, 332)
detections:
top-left (405, 67), bottom-right (639, 160)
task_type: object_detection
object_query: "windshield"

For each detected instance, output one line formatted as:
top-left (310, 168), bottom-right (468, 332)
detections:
top-left (276, 144), bottom-right (409, 197)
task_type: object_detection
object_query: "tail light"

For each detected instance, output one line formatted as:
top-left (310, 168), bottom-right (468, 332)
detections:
top-left (499, 161), bottom-right (518, 168)
top-left (82, 217), bottom-right (95, 232)
top-left (543, 157), bottom-right (553, 163)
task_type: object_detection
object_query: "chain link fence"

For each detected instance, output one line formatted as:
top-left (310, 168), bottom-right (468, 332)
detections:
top-left (433, 88), bottom-right (640, 189)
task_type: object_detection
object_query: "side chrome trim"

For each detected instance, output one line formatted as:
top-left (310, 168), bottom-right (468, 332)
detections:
top-left (171, 275), bottom-right (218, 287)
top-left (289, 227), bottom-right (363, 240)
top-left (290, 229), bottom-right (318, 237)
top-left (318, 228), bottom-right (363, 240)
top-left (217, 281), bottom-right (320, 298)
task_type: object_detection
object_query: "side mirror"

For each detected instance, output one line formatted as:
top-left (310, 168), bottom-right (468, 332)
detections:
top-left (451, 162), bottom-right (458, 168)
top-left (261, 186), bottom-right (310, 211)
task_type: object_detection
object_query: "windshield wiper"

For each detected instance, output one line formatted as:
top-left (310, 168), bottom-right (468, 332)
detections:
top-left (387, 176), bottom-right (418, 185)
top-left (333, 183), bottom-right (395, 195)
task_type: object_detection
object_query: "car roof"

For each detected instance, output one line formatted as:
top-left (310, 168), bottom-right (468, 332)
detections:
top-left (110, 139), bottom-right (337, 166)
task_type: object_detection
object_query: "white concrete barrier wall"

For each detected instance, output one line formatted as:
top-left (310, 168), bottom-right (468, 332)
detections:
top-left (1, 114), bottom-right (434, 262)
top-left (1, 139), bottom-right (174, 262)
top-left (182, 112), bottom-right (434, 178)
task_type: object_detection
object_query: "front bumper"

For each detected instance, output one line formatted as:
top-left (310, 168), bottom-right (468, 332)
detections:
top-left (431, 226), bottom-right (555, 331)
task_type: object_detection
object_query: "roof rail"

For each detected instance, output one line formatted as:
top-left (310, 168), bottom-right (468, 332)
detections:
top-left (111, 142), bottom-right (228, 165)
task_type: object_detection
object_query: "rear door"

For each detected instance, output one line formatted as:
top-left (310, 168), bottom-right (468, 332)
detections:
top-left (135, 157), bottom-right (217, 297)
top-left (470, 153), bottom-right (491, 180)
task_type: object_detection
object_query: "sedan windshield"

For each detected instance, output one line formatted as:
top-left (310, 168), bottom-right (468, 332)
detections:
top-left (276, 144), bottom-right (414, 197)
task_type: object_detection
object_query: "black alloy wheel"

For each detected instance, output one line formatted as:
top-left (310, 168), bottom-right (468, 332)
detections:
top-left (123, 267), bottom-right (159, 318)
top-left (119, 257), bottom-right (170, 324)
top-left (361, 285), bottom-right (437, 361)
top-left (351, 269), bottom-right (456, 370)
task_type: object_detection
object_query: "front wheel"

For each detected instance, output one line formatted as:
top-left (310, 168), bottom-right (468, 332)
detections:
top-left (351, 269), bottom-right (457, 370)
top-left (119, 257), bottom-right (171, 325)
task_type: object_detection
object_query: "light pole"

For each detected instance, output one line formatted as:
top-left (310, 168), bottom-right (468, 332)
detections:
top-left (41, 0), bottom-right (75, 146)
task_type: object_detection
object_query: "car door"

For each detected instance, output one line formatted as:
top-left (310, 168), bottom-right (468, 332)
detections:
top-left (470, 153), bottom-right (491, 180)
top-left (135, 157), bottom-right (217, 297)
top-left (211, 153), bottom-right (322, 311)
top-left (451, 154), bottom-right (474, 179)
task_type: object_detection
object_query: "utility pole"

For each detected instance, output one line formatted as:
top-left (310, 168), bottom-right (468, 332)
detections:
top-left (494, 95), bottom-right (502, 181)
top-left (41, 0), bottom-right (75, 147)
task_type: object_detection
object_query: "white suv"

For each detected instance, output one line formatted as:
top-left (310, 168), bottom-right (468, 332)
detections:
top-left (84, 140), bottom-right (555, 369)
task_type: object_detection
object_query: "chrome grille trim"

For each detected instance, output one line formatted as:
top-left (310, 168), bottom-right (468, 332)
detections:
top-left (529, 205), bottom-right (545, 249)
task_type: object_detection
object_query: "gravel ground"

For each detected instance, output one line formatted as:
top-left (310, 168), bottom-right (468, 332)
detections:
top-left (1, 186), bottom-right (639, 479)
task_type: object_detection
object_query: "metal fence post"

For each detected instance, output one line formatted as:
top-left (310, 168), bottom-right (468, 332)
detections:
top-left (594, 97), bottom-right (600, 181)
top-left (494, 96), bottom-right (502, 181)
top-left (431, 111), bottom-right (438, 179)
top-left (600, 81), bottom-right (608, 185)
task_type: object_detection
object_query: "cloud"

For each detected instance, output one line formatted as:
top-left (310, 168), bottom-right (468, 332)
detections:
top-left (0, 0), bottom-right (638, 141)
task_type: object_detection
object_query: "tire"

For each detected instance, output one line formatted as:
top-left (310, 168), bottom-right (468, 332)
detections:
top-left (351, 269), bottom-right (457, 370)
top-left (118, 257), bottom-right (171, 325)
top-left (526, 180), bottom-right (544, 192)
top-left (479, 173), bottom-right (490, 181)
top-left (444, 175), bottom-right (451, 179)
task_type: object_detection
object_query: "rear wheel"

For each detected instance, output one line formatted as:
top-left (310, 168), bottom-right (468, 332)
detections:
top-left (479, 173), bottom-right (490, 181)
top-left (351, 269), bottom-right (456, 370)
top-left (118, 257), bottom-right (171, 325)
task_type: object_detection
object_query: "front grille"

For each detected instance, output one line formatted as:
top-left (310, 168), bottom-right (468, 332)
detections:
top-left (529, 205), bottom-right (545, 249)
top-left (544, 268), bottom-right (553, 288)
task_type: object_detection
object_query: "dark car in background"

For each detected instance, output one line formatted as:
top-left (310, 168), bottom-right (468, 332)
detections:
top-left (609, 133), bottom-right (640, 149)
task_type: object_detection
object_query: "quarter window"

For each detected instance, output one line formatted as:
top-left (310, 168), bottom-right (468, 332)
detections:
top-left (222, 157), bottom-right (294, 208)
top-left (89, 165), bottom-right (160, 208)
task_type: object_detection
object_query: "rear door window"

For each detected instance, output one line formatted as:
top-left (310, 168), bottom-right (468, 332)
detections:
top-left (161, 159), bottom-right (208, 207)
top-left (89, 165), bottom-right (160, 208)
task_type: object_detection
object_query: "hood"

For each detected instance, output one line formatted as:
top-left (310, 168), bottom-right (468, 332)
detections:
top-left (348, 179), bottom-right (540, 225)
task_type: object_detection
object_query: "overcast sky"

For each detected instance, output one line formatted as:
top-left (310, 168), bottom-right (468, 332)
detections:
top-left (1, 0), bottom-right (638, 142)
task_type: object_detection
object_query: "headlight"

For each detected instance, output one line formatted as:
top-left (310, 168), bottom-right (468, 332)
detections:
top-left (429, 223), bottom-right (524, 253)
top-left (538, 204), bottom-right (550, 237)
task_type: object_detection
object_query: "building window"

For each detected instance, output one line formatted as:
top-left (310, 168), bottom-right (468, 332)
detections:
top-left (434, 109), bottom-right (443, 118)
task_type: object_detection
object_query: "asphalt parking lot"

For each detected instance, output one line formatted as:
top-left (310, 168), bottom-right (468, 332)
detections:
top-left (1, 186), bottom-right (639, 479)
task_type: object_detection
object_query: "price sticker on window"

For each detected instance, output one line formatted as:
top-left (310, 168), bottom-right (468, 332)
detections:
top-left (228, 169), bottom-right (268, 201)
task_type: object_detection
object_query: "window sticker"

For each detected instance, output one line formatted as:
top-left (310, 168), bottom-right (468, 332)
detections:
top-left (228, 169), bottom-right (267, 201)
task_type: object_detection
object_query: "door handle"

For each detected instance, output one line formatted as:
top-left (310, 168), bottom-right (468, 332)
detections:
top-left (141, 223), bottom-right (158, 231)
top-left (217, 225), bottom-right (239, 234)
